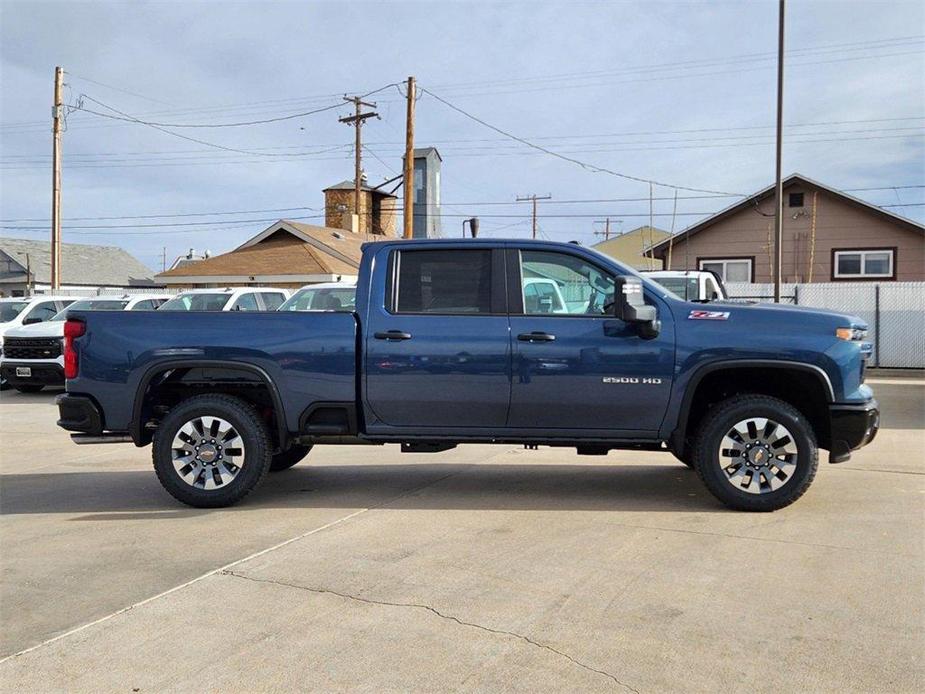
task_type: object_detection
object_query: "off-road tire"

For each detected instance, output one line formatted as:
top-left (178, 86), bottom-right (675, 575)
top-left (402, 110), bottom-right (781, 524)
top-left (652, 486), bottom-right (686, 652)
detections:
top-left (14, 384), bottom-right (44, 393)
top-left (269, 444), bottom-right (313, 472)
top-left (153, 394), bottom-right (272, 508)
top-left (692, 394), bottom-right (819, 512)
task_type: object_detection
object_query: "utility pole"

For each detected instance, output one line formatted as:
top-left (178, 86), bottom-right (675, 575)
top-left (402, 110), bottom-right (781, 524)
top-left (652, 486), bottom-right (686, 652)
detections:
top-left (516, 193), bottom-right (551, 239)
top-left (592, 218), bottom-right (622, 241)
top-left (51, 66), bottom-right (64, 290)
top-left (403, 76), bottom-right (416, 239)
top-left (773, 0), bottom-right (786, 302)
top-left (162, 246), bottom-right (167, 272)
top-left (339, 96), bottom-right (379, 233)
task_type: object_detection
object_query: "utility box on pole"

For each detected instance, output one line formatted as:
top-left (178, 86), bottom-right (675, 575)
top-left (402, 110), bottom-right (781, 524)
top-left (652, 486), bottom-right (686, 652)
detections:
top-left (402, 147), bottom-right (442, 238)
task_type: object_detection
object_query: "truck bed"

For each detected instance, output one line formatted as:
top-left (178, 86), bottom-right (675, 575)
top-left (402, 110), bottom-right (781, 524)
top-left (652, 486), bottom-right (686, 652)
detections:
top-left (67, 310), bottom-right (358, 436)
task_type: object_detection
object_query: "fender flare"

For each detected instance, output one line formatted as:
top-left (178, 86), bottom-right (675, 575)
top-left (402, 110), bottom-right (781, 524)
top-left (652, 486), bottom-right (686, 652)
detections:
top-left (131, 359), bottom-right (288, 448)
top-left (668, 359), bottom-right (835, 451)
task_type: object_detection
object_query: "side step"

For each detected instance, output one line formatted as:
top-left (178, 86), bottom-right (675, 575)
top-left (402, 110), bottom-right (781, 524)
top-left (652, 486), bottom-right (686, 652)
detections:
top-left (71, 433), bottom-right (134, 444)
top-left (401, 442), bottom-right (458, 454)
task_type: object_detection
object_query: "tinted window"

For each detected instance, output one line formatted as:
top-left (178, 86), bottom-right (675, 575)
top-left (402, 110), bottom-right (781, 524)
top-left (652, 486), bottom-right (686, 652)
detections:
top-left (651, 277), bottom-right (699, 300)
top-left (280, 287), bottom-right (356, 311)
top-left (395, 250), bottom-right (492, 314)
top-left (232, 293), bottom-right (259, 311)
top-left (160, 293), bottom-right (230, 311)
top-left (0, 301), bottom-right (29, 322)
top-left (130, 300), bottom-right (154, 310)
top-left (51, 299), bottom-right (129, 320)
top-left (519, 251), bottom-right (613, 315)
top-left (260, 293), bottom-right (286, 311)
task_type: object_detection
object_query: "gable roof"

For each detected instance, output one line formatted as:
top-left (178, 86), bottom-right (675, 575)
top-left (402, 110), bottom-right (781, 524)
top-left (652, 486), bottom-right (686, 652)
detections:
top-left (0, 236), bottom-right (155, 286)
top-left (156, 220), bottom-right (364, 279)
top-left (649, 173), bottom-right (925, 255)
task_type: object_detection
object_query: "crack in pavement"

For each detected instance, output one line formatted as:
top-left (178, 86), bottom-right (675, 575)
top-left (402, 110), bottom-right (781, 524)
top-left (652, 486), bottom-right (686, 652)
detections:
top-left (221, 569), bottom-right (638, 693)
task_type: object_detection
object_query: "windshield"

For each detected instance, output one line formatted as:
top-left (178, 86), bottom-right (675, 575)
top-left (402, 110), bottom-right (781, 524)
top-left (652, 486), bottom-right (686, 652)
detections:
top-left (649, 277), bottom-right (700, 301)
top-left (279, 287), bottom-right (356, 311)
top-left (51, 299), bottom-right (129, 320)
top-left (159, 293), bottom-right (230, 311)
top-left (0, 301), bottom-right (30, 323)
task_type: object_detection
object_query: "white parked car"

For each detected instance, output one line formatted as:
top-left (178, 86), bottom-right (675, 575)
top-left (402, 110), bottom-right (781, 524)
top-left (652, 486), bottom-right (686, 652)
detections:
top-left (158, 287), bottom-right (290, 312)
top-left (0, 295), bottom-right (171, 393)
top-left (0, 295), bottom-right (77, 390)
top-left (642, 270), bottom-right (727, 302)
top-left (278, 282), bottom-right (357, 311)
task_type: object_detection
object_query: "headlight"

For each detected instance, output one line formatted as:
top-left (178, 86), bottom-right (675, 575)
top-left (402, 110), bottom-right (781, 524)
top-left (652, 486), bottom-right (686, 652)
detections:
top-left (836, 327), bottom-right (868, 341)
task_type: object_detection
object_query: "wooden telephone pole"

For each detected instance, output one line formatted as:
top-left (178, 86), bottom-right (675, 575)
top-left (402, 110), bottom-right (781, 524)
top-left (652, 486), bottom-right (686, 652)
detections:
top-left (516, 193), bottom-right (551, 239)
top-left (51, 66), bottom-right (64, 289)
top-left (773, 0), bottom-right (786, 302)
top-left (403, 76), bottom-right (415, 239)
top-left (340, 96), bottom-right (378, 233)
top-left (592, 218), bottom-right (622, 241)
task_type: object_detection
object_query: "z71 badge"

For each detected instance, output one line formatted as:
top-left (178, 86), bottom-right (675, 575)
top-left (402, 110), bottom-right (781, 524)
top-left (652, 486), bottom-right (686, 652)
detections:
top-left (688, 310), bottom-right (730, 320)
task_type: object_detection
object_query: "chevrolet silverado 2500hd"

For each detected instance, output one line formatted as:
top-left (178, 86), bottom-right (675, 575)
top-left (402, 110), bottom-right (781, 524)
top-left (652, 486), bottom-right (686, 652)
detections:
top-left (56, 239), bottom-right (879, 511)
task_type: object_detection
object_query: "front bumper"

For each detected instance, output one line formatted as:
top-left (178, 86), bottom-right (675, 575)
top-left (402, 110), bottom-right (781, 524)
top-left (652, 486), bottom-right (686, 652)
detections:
top-left (1, 362), bottom-right (65, 387)
top-left (828, 399), bottom-right (879, 463)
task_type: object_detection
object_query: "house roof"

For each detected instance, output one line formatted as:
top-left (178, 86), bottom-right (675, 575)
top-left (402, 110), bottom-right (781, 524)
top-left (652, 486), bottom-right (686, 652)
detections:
top-left (155, 221), bottom-right (364, 280)
top-left (0, 236), bottom-right (155, 286)
top-left (323, 179), bottom-right (398, 197)
top-left (649, 173), bottom-right (925, 256)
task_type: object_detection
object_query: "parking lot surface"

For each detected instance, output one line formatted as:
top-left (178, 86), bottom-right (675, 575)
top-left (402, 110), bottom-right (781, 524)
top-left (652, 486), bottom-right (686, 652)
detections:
top-left (1, 376), bottom-right (923, 692)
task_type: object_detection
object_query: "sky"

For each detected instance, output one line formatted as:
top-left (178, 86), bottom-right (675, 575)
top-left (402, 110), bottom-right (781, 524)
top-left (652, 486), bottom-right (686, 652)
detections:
top-left (1, 0), bottom-right (923, 272)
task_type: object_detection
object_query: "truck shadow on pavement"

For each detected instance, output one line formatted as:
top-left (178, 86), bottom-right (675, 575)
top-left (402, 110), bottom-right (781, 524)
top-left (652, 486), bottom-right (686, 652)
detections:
top-left (0, 462), bottom-right (723, 516)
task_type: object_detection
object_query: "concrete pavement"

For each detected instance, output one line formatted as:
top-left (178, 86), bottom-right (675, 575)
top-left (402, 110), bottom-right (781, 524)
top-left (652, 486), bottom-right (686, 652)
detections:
top-left (1, 377), bottom-right (922, 692)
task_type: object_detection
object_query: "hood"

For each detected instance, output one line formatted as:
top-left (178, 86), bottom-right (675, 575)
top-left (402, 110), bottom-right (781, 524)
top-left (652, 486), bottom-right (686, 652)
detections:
top-left (677, 298), bottom-right (867, 332)
top-left (1, 320), bottom-right (65, 339)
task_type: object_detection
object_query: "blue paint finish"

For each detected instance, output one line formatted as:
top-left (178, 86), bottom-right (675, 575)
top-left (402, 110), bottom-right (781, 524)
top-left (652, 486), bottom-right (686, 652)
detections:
top-left (65, 238), bottom-right (877, 454)
top-left (68, 311), bottom-right (356, 434)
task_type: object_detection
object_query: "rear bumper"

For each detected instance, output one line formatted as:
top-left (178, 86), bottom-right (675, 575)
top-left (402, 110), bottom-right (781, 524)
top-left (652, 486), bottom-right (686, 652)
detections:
top-left (56, 394), bottom-right (103, 435)
top-left (1, 362), bottom-right (64, 387)
top-left (828, 399), bottom-right (879, 463)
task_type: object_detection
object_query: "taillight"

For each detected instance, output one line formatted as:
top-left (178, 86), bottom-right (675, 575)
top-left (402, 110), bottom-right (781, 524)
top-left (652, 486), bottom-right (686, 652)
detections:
top-left (63, 319), bottom-right (86, 379)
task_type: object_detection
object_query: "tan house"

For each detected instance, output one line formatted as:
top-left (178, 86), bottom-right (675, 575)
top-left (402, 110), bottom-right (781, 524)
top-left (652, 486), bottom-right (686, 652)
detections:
top-left (649, 174), bottom-right (925, 283)
top-left (155, 221), bottom-right (365, 289)
top-left (592, 226), bottom-right (669, 270)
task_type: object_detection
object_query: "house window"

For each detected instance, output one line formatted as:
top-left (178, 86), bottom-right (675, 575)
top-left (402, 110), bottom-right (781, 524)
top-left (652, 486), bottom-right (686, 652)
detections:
top-left (699, 258), bottom-right (753, 283)
top-left (833, 249), bottom-right (894, 279)
top-left (788, 192), bottom-right (804, 208)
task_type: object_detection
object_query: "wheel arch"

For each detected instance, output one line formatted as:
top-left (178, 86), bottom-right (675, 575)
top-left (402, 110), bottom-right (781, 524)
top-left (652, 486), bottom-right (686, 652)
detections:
top-left (670, 360), bottom-right (834, 458)
top-left (131, 359), bottom-right (287, 449)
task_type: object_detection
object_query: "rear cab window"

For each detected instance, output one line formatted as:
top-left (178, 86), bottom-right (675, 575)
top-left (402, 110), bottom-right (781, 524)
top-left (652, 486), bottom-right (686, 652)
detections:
top-left (390, 249), bottom-right (495, 314)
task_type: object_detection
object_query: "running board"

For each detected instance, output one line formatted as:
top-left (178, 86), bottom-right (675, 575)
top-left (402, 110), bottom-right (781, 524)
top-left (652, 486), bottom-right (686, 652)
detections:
top-left (71, 433), bottom-right (134, 444)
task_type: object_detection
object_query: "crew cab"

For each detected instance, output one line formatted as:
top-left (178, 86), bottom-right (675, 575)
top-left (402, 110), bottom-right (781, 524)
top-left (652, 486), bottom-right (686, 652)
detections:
top-left (0, 295), bottom-right (171, 393)
top-left (0, 295), bottom-right (76, 390)
top-left (158, 287), bottom-right (289, 312)
top-left (57, 239), bottom-right (879, 512)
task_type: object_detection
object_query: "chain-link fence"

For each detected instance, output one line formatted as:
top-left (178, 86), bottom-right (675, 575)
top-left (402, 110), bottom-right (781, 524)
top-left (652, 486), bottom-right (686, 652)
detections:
top-left (725, 281), bottom-right (925, 368)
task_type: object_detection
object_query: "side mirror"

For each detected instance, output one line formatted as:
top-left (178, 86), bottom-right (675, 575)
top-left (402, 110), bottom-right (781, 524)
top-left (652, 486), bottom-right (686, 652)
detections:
top-left (22, 316), bottom-right (43, 325)
top-left (614, 275), bottom-right (660, 339)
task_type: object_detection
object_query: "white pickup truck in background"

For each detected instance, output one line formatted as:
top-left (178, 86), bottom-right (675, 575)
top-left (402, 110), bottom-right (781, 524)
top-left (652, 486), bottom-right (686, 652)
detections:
top-left (642, 270), bottom-right (727, 302)
top-left (0, 295), bottom-right (171, 393)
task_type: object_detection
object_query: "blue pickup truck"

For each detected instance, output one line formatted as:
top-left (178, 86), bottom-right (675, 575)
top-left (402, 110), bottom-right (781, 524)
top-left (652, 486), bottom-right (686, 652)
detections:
top-left (57, 239), bottom-right (879, 511)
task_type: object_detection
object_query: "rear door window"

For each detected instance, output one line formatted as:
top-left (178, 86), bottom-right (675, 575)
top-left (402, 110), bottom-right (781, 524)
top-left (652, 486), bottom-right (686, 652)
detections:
top-left (259, 292), bottom-right (286, 311)
top-left (232, 293), bottom-right (260, 311)
top-left (393, 250), bottom-right (492, 314)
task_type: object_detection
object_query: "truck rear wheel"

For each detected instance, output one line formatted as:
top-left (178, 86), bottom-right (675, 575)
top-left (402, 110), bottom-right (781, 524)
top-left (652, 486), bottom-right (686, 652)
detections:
top-left (692, 394), bottom-right (818, 512)
top-left (152, 394), bottom-right (272, 508)
top-left (269, 444), bottom-right (313, 472)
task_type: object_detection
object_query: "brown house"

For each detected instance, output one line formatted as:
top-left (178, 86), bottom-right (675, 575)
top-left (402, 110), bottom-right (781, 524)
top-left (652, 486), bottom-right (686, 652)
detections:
top-left (649, 174), bottom-right (925, 283)
top-left (155, 221), bottom-right (364, 289)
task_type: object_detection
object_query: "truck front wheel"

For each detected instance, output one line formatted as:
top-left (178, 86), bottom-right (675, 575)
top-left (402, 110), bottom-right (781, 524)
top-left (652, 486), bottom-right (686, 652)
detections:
top-left (152, 394), bottom-right (272, 508)
top-left (269, 444), bottom-right (313, 472)
top-left (692, 394), bottom-right (818, 511)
